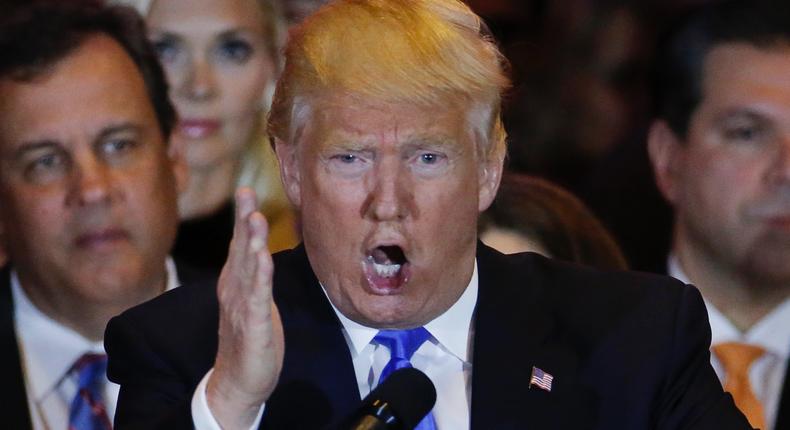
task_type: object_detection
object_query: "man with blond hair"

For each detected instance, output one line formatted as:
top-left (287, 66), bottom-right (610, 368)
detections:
top-left (106, 0), bottom-right (750, 428)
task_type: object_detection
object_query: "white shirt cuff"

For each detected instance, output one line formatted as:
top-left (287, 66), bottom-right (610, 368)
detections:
top-left (191, 368), bottom-right (266, 430)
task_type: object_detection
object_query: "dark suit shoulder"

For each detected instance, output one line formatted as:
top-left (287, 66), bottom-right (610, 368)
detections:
top-left (105, 246), bottom-right (313, 429)
top-left (473, 245), bottom-right (750, 429)
top-left (479, 246), bottom-right (694, 336)
top-left (0, 266), bottom-right (34, 430)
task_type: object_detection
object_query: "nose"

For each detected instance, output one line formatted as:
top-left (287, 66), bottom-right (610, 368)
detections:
top-left (67, 154), bottom-right (113, 207)
top-left (180, 57), bottom-right (217, 101)
top-left (364, 157), bottom-right (413, 221)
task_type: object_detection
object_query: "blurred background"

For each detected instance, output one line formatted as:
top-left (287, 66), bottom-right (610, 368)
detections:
top-left (462, 0), bottom-right (718, 272)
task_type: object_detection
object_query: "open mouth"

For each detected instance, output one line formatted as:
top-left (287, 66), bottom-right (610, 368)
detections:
top-left (363, 245), bottom-right (411, 292)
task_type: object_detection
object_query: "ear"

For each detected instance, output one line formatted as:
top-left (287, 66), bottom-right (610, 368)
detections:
top-left (478, 150), bottom-right (505, 212)
top-left (274, 138), bottom-right (302, 208)
top-left (647, 120), bottom-right (684, 205)
top-left (167, 136), bottom-right (189, 195)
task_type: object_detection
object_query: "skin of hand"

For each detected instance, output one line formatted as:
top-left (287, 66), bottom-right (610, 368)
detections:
top-left (206, 187), bottom-right (285, 429)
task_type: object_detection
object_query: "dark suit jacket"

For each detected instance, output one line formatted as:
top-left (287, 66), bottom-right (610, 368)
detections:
top-left (0, 262), bottom-right (209, 430)
top-left (657, 263), bottom-right (790, 429)
top-left (105, 244), bottom-right (755, 429)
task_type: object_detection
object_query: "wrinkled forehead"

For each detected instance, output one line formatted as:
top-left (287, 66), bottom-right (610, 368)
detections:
top-left (292, 91), bottom-right (481, 151)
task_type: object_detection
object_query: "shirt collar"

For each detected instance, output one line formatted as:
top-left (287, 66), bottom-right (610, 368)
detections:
top-left (668, 254), bottom-right (790, 358)
top-left (326, 260), bottom-right (479, 363)
top-left (12, 257), bottom-right (180, 401)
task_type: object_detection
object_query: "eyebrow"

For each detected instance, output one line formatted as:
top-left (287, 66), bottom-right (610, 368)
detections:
top-left (7, 140), bottom-right (60, 161)
top-left (319, 133), bottom-right (460, 153)
top-left (716, 107), bottom-right (769, 122)
top-left (97, 122), bottom-right (143, 140)
top-left (216, 28), bottom-right (256, 39)
top-left (402, 135), bottom-right (461, 153)
top-left (8, 122), bottom-right (142, 159)
top-left (150, 31), bottom-right (180, 42)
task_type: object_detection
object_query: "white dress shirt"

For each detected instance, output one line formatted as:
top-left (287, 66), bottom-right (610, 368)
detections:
top-left (13, 259), bottom-right (179, 430)
top-left (669, 256), bottom-right (790, 430)
top-left (193, 262), bottom-right (479, 430)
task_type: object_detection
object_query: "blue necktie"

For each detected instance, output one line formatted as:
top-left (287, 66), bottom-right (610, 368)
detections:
top-left (373, 328), bottom-right (437, 430)
top-left (68, 353), bottom-right (112, 430)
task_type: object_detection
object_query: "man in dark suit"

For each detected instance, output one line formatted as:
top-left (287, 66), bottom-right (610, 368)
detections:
top-left (0, 2), bottom-right (193, 428)
top-left (106, 0), bottom-right (751, 429)
top-left (647, 1), bottom-right (790, 429)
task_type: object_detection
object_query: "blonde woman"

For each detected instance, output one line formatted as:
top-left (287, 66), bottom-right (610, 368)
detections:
top-left (120, 0), bottom-right (298, 271)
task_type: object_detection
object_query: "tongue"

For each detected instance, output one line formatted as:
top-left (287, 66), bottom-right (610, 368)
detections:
top-left (371, 247), bottom-right (393, 265)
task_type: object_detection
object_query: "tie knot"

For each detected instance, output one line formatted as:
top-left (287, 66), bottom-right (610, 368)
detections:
top-left (71, 353), bottom-right (108, 392)
top-left (712, 342), bottom-right (765, 376)
top-left (374, 327), bottom-right (432, 362)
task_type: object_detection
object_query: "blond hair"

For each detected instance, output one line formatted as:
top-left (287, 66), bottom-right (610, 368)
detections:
top-left (268, 0), bottom-right (509, 161)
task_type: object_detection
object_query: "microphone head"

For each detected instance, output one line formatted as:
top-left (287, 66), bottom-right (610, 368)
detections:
top-left (362, 367), bottom-right (437, 429)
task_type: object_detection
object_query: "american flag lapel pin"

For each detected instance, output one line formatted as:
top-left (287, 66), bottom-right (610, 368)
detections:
top-left (529, 366), bottom-right (553, 392)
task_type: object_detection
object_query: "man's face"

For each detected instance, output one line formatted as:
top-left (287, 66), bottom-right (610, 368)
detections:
top-left (0, 35), bottom-right (183, 311)
top-left (655, 43), bottom-right (790, 285)
top-left (277, 95), bottom-right (502, 328)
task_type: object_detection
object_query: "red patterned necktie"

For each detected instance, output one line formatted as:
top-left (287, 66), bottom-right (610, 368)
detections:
top-left (68, 353), bottom-right (112, 430)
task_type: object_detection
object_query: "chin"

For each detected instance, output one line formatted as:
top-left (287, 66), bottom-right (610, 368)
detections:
top-left (354, 297), bottom-right (428, 329)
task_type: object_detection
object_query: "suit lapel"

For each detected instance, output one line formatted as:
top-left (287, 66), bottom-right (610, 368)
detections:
top-left (470, 245), bottom-right (592, 430)
top-left (262, 246), bottom-right (361, 429)
top-left (0, 266), bottom-right (33, 430)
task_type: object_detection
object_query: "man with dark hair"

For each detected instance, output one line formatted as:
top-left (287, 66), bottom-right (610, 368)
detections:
top-left (649, 1), bottom-right (790, 428)
top-left (0, 1), bottom-right (194, 428)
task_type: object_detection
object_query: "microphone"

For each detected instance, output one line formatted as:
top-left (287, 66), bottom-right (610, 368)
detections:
top-left (349, 367), bottom-right (437, 430)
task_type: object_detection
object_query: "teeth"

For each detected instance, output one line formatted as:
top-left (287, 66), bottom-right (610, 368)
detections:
top-left (374, 262), bottom-right (401, 278)
top-left (367, 255), bottom-right (401, 278)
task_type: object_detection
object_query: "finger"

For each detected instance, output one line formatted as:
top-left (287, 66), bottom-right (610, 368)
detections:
top-left (230, 187), bottom-right (259, 265)
top-left (250, 212), bottom-right (274, 299)
top-left (248, 211), bottom-right (269, 254)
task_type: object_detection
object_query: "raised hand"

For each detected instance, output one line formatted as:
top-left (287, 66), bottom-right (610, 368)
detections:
top-left (206, 187), bottom-right (285, 429)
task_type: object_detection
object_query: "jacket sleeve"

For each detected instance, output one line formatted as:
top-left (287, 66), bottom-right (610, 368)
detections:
top-left (104, 311), bottom-right (198, 430)
top-left (655, 284), bottom-right (753, 430)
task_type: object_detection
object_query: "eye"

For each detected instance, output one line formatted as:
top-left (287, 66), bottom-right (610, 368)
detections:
top-left (32, 153), bottom-right (63, 170)
top-left (23, 151), bottom-right (68, 183)
top-left (101, 137), bottom-right (138, 159)
top-left (720, 115), bottom-right (771, 146)
top-left (410, 150), bottom-right (449, 177)
top-left (151, 37), bottom-right (181, 64)
top-left (725, 125), bottom-right (762, 142)
top-left (419, 153), bottom-right (439, 164)
top-left (335, 154), bottom-right (358, 163)
top-left (327, 151), bottom-right (371, 177)
top-left (217, 38), bottom-right (253, 63)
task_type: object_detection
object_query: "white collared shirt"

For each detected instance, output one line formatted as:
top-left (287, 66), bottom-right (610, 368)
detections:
top-left (193, 262), bottom-right (479, 430)
top-left (13, 258), bottom-right (179, 430)
top-left (669, 256), bottom-right (790, 430)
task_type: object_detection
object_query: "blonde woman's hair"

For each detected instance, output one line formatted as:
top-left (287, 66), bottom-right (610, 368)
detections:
top-left (268, 0), bottom-right (510, 161)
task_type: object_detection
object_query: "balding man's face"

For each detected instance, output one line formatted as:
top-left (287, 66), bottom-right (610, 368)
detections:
top-left (277, 95), bottom-right (501, 328)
